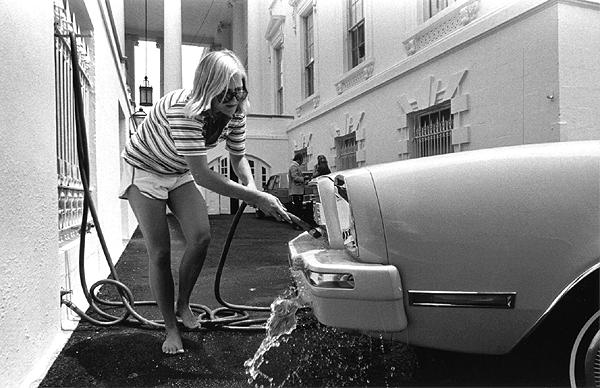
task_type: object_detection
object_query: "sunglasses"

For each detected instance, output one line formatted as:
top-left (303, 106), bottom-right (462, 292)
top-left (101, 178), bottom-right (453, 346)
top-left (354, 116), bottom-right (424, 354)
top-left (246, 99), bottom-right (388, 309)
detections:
top-left (216, 87), bottom-right (248, 103)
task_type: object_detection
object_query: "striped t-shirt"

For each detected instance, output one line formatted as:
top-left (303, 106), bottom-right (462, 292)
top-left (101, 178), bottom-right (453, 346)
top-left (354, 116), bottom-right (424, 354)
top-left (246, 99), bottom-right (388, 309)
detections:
top-left (123, 89), bottom-right (246, 175)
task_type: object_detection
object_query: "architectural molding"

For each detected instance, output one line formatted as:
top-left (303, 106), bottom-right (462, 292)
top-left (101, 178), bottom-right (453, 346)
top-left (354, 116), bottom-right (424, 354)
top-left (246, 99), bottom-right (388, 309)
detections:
top-left (265, 0), bottom-right (286, 41)
top-left (403, 0), bottom-right (480, 56)
top-left (287, 0), bottom-right (582, 133)
top-left (295, 94), bottom-right (320, 118)
top-left (396, 69), bottom-right (470, 158)
top-left (292, 132), bottom-right (314, 161)
top-left (288, 0), bottom-right (314, 33)
top-left (335, 59), bottom-right (375, 95)
top-left (328, 111), bottom-right (367, 167)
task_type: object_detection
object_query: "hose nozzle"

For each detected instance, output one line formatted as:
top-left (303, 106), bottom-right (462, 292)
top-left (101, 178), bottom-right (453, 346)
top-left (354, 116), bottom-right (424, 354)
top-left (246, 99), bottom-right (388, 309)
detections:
top-left (287, 212), bottom-right (322, 238)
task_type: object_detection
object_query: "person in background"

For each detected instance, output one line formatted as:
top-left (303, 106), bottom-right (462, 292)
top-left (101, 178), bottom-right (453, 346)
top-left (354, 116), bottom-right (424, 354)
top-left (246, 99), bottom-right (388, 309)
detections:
top-left (119, 49), bottom-right (291, 354)
top-left (288, 153), bottom-right (305, 227)
top-left (312, 154), bottom-right (331, 178)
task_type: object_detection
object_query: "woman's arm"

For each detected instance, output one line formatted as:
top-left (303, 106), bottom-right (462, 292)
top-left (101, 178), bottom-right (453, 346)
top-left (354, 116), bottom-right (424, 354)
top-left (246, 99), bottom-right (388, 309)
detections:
top-left (185, 154), bottom-right (290, 221)
top-left (230, 153), bottom-right (256, 191)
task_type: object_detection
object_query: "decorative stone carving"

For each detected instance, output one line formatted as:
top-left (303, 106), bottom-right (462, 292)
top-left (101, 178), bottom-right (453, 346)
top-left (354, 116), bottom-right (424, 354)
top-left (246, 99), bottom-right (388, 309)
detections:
top-left (396, 70), bottom-right (470, 158)
top-left (334, 59), bottom-right (375, 95)
top-left (295, 94), bottom-right (320, 117)
top-left (460, 2), bottom-right (479, 25)
top-left (402, 0), bottom-right (480, 56)
top-left (329, 111), bottom-right (367, 166)
top-left (404, 39), bottom-right (417, 56)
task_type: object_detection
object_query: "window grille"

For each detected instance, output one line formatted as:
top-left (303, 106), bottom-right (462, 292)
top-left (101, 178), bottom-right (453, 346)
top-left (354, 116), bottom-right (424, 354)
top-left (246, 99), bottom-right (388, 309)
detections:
top-left (54, 1), bottom-right (93, 243)
top-left (335, 132), bottom-right (358, 171)
top-left (303, 11), bottom-right (314, 97)
top-left (412, 105), bottom-right (453, 158)
top-left (348, 0), bottom-right (365, 68)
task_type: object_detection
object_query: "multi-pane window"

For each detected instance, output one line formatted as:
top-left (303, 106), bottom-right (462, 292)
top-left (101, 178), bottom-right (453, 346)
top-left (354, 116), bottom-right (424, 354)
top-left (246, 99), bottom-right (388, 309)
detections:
top-left (220, 157), bottom-right (228, 176)
top-left (335, 132), bottom-right (358, 171)
top-left (412, 104), bottom-right (453, 158)
top-left (261, 166), bottom-right (268, 188)
top-left (248, 160), bottom-right (255, 178)
top-left (303, 11), bottom-right (314, 98)
top-left (425, 0), bottom-right (457, 19)
top-left (275, 46), bottom-right (284, 114)
top-left (348, 0), bottom-right (365, 68)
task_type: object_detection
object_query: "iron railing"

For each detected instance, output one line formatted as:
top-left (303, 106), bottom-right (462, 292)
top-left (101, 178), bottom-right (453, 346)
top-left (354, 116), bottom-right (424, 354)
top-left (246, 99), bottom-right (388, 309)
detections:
top-left (412, 118), bottom-right (453, 158)
top-left (54, 1), bottom-right (93, 243)
top-left (335, 132), bottom-right (358, 171)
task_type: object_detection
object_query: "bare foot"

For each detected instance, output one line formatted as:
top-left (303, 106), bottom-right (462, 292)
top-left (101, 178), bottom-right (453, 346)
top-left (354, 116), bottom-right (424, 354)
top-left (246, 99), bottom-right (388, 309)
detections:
top-left (176, 301), bottom-right (199, 329)
top-left (162, 328), bottom-right (184, 355)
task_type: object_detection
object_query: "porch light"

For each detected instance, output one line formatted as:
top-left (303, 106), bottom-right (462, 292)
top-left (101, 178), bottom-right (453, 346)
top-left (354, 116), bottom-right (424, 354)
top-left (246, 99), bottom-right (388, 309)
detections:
top-left (139, 76), bottom-right (153, 106)
top-left (138, 0), bottom-right (153, 107)
top-left (131, 107), bottom-right (147, 128)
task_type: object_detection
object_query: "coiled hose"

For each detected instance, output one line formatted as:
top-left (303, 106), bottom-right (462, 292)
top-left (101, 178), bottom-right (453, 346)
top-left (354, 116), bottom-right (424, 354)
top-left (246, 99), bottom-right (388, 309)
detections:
top-left (61, 32), bottom-right (318, 331)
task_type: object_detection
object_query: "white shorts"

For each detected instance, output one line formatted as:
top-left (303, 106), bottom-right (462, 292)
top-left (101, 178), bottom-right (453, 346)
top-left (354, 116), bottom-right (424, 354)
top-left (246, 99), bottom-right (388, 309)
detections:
top-left (119, 163), bottom-right (195, 200)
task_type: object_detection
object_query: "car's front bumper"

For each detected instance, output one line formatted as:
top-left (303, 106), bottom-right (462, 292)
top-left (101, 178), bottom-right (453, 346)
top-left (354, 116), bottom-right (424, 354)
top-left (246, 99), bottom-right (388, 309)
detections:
top-left (288, 232), bottom-right (408, 332)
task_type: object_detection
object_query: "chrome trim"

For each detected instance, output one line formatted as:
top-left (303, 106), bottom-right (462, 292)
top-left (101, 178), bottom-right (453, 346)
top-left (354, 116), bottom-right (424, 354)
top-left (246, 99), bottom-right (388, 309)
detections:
top-left (408, 290), bottom-right (517, 309)
top-left (303, 270), bottom-right (355, 289)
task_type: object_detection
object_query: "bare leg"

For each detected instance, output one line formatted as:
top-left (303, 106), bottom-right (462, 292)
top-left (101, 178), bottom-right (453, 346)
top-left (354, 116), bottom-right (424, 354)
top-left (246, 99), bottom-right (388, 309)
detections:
top-left (167, 182), bottom-right (211, 329)
top-left (127, 186), bottom-right (184, 354)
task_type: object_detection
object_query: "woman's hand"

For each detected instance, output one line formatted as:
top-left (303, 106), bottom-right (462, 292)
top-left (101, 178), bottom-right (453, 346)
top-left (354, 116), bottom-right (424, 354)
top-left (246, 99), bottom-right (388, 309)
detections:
top-left (255, 192), bottom-right (292, 223)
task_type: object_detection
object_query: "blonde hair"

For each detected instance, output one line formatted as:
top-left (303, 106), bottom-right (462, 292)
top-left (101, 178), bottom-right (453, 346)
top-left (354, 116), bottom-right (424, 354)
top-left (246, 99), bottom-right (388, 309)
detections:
top-left (184, 49), bottom-right (249, 117)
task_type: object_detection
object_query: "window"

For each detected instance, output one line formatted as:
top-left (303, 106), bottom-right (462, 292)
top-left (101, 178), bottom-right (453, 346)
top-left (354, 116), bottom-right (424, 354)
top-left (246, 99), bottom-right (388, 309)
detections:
top-left (275, 46), bottom-right (284, 114)
top-left (261, 166), bottom-right (268, 188)
top-left (411, 104), bottom-right (453, 158)
top-left (425, 0), bottom-right (457, 20)
top-left (220, 157), bottom-right (228, 176)
top-left (348, 0), bottom-right (365, 68)
top-left (335, 132), bottom-right (358, 171)
top-left (248, 160), bottom-right (255, 177)
top-left (303, 11), bottom-right (314, 97)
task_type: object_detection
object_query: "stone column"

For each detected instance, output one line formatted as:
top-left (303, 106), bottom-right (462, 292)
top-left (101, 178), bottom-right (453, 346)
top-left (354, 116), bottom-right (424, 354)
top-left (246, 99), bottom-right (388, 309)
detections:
top-left (163, 0), bottom-right (182, 95)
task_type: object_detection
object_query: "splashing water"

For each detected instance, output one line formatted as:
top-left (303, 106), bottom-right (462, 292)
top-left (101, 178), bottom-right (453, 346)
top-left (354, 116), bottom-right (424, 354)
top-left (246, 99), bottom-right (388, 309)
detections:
top-left (244, 295), bottom-right (303, 387)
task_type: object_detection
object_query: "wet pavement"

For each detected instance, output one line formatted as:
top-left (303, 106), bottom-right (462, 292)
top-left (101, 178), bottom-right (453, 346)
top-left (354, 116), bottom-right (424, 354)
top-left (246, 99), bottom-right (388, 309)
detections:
top-left (40, 214), bottom-right (573, 387)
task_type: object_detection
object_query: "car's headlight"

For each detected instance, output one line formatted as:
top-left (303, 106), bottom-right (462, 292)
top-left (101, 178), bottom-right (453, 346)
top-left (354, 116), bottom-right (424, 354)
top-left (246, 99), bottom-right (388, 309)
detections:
top-left (335, 176), bottom-right (359, 258)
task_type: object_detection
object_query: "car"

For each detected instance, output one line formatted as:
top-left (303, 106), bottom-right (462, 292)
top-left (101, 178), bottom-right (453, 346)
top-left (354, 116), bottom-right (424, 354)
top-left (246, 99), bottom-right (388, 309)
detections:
top-left (256, 171), bottom-right (315, 223)
top-left (288, 140), bottom-right (600, 383)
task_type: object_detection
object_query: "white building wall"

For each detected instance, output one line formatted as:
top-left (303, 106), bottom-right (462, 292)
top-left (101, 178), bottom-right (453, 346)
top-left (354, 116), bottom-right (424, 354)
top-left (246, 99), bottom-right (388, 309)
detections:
top-left (262, 0), bottom-right (599, 171)
top-left (0, 2), bottom-right (62, 386)
top-left (0, 0), bottom-right (136, 385)
top-left (557, 1), bottom-right (600, 141)
top-left (247, 0), bottom-right (273, 115)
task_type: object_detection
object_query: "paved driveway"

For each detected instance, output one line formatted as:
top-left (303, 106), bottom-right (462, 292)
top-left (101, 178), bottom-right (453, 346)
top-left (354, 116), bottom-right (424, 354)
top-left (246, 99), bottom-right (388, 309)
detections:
top-left (41, 214), bottom-right (571, 387)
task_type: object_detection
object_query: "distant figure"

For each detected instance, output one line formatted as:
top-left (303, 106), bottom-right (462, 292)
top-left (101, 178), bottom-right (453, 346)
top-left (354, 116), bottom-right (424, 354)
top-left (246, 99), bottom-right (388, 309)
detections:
top-left (288, 153), bottom-right (305, 224)
top-left (312, 154), bottom-right (331, 178)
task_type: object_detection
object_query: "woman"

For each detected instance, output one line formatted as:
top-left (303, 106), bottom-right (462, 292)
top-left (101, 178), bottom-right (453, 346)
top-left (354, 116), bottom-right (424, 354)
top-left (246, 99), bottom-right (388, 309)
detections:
top-left (120, 50), bottom-right (291, 354)
top-left (312, 154), bottom-right (331, 178)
